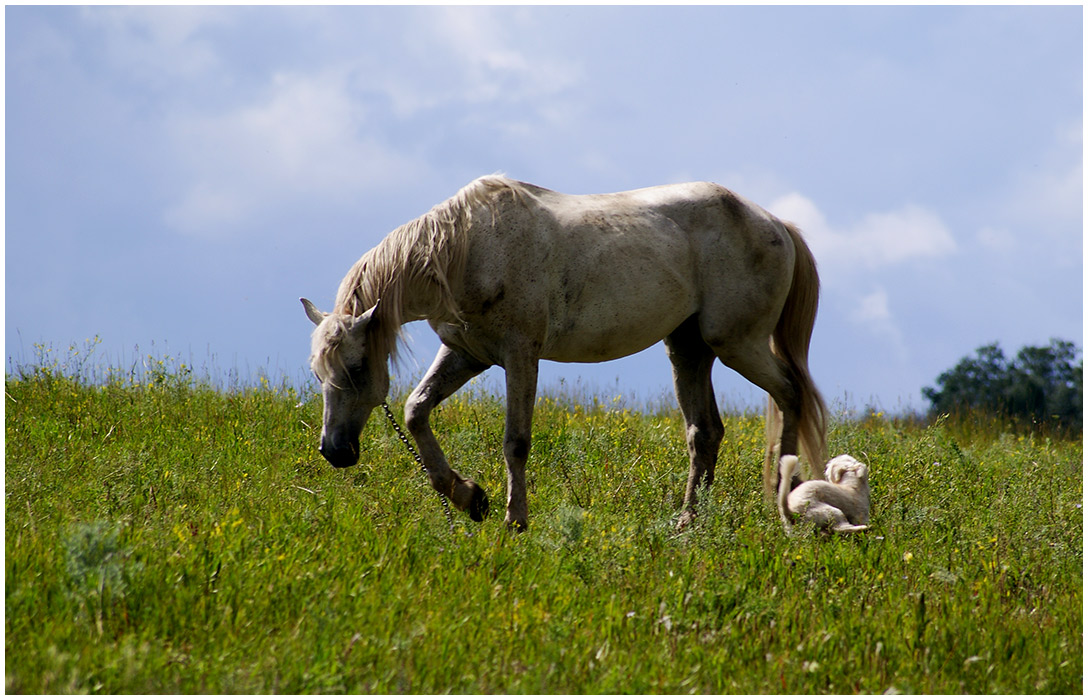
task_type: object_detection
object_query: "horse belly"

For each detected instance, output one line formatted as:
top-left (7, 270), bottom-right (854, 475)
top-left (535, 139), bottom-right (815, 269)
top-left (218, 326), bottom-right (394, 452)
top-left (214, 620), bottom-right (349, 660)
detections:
top-left (542, 312), bottom-right (690, 362)
top-left (541, 258), bottom-right (697, 363)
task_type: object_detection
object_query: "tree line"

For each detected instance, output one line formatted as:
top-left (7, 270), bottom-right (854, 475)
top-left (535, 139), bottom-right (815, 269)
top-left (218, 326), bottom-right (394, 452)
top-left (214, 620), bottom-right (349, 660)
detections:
top-left (922, 338), bottom-right (1082, 433)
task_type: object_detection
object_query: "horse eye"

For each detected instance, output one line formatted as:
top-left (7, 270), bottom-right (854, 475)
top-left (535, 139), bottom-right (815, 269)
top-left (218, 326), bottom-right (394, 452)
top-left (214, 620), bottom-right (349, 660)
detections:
top-left (346, 362), bottom-right (370, 386)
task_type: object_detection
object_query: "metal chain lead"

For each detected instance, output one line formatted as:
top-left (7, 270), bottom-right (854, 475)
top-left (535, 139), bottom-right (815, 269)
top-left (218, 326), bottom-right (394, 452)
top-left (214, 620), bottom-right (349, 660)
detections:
top-left (381, 401), bottom-right (455, 532)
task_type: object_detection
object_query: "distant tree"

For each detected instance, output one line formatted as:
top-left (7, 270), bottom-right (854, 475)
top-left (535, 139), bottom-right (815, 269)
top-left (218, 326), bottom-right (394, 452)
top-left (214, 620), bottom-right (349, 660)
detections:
top-left (922, 339), bottom-right (1082, 432)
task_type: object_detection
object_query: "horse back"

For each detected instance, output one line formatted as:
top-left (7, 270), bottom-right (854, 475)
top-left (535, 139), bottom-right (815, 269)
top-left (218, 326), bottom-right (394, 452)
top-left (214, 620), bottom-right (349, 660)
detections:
top-left (443, 180), bottom-right (796, 364)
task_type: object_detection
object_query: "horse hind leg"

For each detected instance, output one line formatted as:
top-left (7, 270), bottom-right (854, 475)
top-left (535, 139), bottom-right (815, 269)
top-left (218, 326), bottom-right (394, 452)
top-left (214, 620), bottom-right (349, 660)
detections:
top-left (665, 317), bottom-right (725, 531)
top-left (405, 344), bottom-right (491, 521)
top-left (765, 395), bottom-right (803, 493)
top-left (711, 338), bottom-right (804, 500)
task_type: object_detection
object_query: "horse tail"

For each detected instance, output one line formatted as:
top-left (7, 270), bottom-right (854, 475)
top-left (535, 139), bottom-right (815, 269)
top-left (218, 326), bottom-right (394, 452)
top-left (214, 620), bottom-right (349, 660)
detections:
top-left (763, 222), bottom-right (828, 495)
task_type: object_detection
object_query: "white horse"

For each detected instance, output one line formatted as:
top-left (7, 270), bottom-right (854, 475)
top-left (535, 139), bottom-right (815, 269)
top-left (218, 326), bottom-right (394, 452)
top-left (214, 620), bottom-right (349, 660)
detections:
top-left (302, 176), bottom-right (827, 531)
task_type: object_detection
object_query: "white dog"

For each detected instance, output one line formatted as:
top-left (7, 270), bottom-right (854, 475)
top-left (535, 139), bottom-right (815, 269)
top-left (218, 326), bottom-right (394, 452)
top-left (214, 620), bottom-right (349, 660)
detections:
top-left (777, 454), bottom-right (870, 534)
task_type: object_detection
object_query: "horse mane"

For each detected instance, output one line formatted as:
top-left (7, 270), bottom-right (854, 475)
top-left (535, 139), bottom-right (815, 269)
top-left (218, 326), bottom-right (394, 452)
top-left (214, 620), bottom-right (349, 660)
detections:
top-left (332, 174), bottom-right (520, 365)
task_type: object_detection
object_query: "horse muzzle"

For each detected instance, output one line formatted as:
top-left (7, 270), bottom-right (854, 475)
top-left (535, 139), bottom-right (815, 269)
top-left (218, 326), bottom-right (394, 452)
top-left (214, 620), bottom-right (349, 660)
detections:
top-left (319, 434), bottom-right (360, 468)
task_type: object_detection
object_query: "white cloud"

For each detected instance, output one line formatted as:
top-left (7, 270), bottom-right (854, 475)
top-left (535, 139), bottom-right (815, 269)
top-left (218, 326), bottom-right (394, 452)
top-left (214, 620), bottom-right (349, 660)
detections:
top-left (850, 287), bottom-right (909, 361)
top-left (854, 206), bottom-right (958, 265)
top-left (421, 7), bottom-right (582, 106)
top-left (770, 193), bottom-right (956, 270)
top-left (329, 7), bottom-right (581, 122)
top-left (759, 191), bottom-right (953, 363)
top-left (81, 6), bottom-right (229, 85)
top-left (1004, 160), bottom-right (1082, 235)
top-left (853, 287), bottom-right (892, 324)
top-left (164, 68), bottom-right (425, 236)
top-left (165, 182), bottom-right (248, 234)
top-left (159, 7), bottom-right (585, 236)
top-left (971, 121), bottom-right (1080, 263)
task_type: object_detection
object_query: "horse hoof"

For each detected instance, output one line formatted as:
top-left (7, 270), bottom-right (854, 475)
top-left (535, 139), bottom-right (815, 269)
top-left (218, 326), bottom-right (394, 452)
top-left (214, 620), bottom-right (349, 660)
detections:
top-left (675, 510), bottom-right (696, 532)
top-left (504, 517), bottom-right (528, 533)
top-left (468, 483), bottom-right (489, 522)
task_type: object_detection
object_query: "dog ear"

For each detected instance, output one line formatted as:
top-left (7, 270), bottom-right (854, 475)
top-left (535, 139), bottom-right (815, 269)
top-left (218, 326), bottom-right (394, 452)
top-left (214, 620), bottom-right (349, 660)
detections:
top-left (826, 455), bottom-right (864, 483)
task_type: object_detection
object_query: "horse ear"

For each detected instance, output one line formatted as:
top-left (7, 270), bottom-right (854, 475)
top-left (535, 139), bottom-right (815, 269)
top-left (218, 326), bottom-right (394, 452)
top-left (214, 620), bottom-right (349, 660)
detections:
top-left (301, 298), bottom-right (326, 326)
top-left (349, 300), bottom-right (381, 337)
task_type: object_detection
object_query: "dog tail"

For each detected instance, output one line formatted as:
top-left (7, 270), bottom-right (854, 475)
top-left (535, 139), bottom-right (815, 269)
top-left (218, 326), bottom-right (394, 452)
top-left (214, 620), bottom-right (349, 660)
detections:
top-left (777, 455), bottom-right (799, 530)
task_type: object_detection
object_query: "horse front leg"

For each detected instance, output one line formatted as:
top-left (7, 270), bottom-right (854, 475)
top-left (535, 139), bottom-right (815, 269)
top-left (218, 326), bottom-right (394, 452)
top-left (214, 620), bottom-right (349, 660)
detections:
top-left (666, 318), bottom-right (724, 531)
top-left (405, 344), bottom-right (490, 521)
top-left (502, 354), bottom-right (539, 531)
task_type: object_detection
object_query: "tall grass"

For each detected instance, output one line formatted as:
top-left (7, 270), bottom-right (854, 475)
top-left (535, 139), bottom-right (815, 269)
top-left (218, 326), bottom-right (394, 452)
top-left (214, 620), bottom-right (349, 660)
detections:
top-left (5, 347), bottom-right (1082, 693)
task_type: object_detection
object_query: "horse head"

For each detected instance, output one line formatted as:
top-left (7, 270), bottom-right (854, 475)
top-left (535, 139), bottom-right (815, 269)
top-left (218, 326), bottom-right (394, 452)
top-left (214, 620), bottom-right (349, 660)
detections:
top-left (301, 297), bottom-right (390, 468)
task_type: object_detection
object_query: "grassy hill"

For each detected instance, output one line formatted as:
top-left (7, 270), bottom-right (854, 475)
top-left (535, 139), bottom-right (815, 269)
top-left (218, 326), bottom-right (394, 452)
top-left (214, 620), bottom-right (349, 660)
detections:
top-left (5, 354), bottom-right (1082, 693)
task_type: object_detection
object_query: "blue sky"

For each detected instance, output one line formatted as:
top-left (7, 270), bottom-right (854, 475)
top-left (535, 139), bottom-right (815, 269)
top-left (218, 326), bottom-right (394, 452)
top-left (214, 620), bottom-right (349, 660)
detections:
top-left (5, 5), bottom-right (1083, 413)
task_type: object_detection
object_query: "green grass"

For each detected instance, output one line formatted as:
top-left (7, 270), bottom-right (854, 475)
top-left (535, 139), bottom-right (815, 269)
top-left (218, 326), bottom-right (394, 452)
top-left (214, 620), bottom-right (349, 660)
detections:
top-left (5, 352), bottom-right (1082, 693)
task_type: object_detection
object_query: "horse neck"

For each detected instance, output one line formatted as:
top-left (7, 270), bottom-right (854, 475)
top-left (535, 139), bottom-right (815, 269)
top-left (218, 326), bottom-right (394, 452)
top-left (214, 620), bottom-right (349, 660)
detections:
top-left (388, 224), bottom-right (470, 328)
top-left (397, 273), bottom-right (462, 326)
top-left (340, 237), bottom-right (467, 334)
top-left (342, 178), bottom-right (498, 332)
